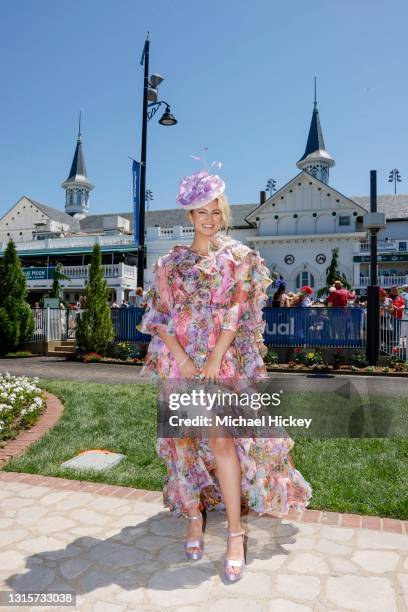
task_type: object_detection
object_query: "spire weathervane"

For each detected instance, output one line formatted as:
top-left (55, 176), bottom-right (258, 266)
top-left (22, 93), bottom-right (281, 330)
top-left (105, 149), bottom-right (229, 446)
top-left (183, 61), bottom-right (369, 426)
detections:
top-left (314, 76), bottom-right (317, 110)
top-left (78, 111), bottom-right (82, 143)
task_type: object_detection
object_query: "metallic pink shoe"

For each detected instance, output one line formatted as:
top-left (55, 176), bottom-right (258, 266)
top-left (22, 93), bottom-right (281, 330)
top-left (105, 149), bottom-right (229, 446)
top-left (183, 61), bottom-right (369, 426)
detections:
top-left (183, 509), bottom-right (206, 560)
top-left (224, 530), bottom-right (247, 582)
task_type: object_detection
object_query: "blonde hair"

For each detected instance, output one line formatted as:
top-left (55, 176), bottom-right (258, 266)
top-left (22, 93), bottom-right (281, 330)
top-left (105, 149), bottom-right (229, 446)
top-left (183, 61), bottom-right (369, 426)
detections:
top-left (185, 193), bottom-right (232, 231)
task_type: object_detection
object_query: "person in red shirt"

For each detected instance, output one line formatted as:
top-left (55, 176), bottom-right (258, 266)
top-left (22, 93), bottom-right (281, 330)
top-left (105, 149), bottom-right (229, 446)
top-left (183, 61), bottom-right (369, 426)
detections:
top-left (325, 280), bottom-right (355, 308)
top-left (325, 280), bottom-right (355, 341)
top-left (389, 286), bottom-right (405, 348)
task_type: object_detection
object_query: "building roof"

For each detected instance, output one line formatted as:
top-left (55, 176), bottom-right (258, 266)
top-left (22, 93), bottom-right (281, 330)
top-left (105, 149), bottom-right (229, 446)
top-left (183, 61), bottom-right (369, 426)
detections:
top-left (69, 139), bottom-right (87, 181)
top-left (26, 198), bottom-right (82, 230)
top-left (62, 123), bottom-right (93, 189)
top-left (296, 95), bottom-right (334, 169)
top-left (79, 203), bottom-right (258, 232)
top-left (351, 194), bottom-right (408, 220)
top-left (78, 195), bottom-right (408, 233)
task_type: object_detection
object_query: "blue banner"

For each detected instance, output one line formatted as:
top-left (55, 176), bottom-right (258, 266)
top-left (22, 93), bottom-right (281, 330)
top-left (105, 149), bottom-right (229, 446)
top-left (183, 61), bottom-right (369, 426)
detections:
top-left (109, 307), bottom-right (365, 348)
top-left (132, 160), bottom-right (141, 245)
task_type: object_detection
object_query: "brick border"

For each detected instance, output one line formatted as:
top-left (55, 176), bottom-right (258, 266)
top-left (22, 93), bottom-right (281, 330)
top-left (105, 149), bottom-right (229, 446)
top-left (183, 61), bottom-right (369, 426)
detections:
top-left (0, 391), bottom-right (406, 535)
top-left (0, 391), bottom-right (64, 468)
top-left (0, 470), bottom-right (405, 535)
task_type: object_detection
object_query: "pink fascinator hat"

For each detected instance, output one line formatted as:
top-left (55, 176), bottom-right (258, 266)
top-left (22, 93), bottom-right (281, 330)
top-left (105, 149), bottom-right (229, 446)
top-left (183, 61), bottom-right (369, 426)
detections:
top-left (176, 150), bottom-right (225, 210)
top-left (176, 170), bottom-right (225, 210)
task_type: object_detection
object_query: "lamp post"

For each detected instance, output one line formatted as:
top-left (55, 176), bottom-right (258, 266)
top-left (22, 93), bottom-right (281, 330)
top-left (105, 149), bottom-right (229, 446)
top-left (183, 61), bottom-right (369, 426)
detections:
top-left (363, 170), bottom-right (386, 365)
top-left (388, 168), bottom-right (401, 195)
top-left (137, 35), bottom-right (177, 288)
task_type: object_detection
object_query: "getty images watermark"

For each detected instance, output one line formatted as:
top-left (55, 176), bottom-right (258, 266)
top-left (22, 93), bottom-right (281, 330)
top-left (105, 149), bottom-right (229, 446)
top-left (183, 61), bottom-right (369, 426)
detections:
top-left (166, 387), bottom-right (312, 430)
top-left (155, 376), bottom-right (408, 439)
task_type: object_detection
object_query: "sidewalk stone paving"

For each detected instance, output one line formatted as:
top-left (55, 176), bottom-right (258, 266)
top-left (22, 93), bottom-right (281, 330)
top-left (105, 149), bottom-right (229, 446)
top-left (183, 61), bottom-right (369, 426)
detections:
top-left (0, 473), bottom-right (407, 611)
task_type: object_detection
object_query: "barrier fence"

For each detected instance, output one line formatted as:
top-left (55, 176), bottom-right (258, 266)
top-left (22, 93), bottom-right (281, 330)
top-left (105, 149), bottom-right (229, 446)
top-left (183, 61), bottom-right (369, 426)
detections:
top-left (29, 307), bottom-right (408, 359)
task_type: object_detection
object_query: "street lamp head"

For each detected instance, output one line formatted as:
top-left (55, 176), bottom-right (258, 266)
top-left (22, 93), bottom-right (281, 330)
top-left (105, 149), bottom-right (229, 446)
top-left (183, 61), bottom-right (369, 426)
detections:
top-left (159, 105), bottom-right (177, 126)
top-left (147, 88), bottom-right (158, 103)
top-left (150, 74), bottom-right (164, 88)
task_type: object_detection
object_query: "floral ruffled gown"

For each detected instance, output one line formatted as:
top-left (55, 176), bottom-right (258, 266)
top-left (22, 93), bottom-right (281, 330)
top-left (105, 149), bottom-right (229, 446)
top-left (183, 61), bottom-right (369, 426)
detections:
top-left (137, 233), bottom-right (312, 517)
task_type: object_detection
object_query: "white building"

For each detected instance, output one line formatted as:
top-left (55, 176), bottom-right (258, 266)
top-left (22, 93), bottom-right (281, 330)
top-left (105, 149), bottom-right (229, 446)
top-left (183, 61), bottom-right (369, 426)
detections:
top-left (1, 103), bottom-right (408, 302)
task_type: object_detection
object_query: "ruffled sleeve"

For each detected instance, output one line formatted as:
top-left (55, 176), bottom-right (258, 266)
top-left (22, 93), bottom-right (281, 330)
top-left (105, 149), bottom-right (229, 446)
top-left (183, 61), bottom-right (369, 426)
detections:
top-left (136, 257), bottom-right (175, 336)
top-left (221, 248), bottom-right (272, 348)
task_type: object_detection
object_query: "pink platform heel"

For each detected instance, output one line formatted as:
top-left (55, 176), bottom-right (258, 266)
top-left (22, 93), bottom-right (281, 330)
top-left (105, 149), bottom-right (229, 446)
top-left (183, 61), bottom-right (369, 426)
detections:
top-left (224, 530), bottom-right (247, 582)
top-left (183, 508), bottom-right (207, 560)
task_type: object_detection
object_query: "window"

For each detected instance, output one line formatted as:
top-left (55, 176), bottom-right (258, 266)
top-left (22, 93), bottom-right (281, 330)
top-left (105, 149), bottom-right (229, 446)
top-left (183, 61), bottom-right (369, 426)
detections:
top-left (69, 194), bottom-right (73, 206)
top-left (296, 271), bottom-right (315, 289)
top-left (399, 241), bottom-right (407, 252)
top-left (339, 215), bottom-right (350, 226)
top-left (77, 193), bottom-right (82, 205)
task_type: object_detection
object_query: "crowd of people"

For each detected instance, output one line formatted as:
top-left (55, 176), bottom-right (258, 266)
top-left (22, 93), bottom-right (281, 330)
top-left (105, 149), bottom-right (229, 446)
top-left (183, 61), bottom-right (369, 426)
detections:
top-left (266, 277), bottom-right (408, 347)
top-left (267, 276), bottom-right (408, 316)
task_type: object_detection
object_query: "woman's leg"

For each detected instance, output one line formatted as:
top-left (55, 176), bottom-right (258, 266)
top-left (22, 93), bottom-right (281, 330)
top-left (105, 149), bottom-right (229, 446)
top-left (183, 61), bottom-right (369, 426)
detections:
top-left (185, 504), bottom-right (204, 554)
top-left (208, 435), bottom-right (244, 574)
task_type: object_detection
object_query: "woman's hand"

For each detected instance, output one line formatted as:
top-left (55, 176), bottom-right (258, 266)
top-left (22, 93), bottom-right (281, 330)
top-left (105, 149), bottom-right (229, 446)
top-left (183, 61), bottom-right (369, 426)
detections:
top-left (179, 356), bottom-right (200, 379)
top-left (202, 351), bottom-right (223, 383)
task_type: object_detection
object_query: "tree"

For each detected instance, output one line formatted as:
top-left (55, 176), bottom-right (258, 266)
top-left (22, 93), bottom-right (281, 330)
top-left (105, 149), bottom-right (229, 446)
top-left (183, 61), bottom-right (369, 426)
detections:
top-left (75, 243), bottom-right (115, 354)
top-left (317, 247), bottom-right (351, 298)
top-left (0, 239), bottom-right (34, 353)
top-left (40, 261), bottom-right (71, 308)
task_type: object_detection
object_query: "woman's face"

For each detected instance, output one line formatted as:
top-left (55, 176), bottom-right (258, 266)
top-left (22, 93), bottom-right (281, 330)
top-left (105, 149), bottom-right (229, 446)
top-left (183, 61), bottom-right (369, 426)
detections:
top-left (189, 199), bottom-right (223, 237)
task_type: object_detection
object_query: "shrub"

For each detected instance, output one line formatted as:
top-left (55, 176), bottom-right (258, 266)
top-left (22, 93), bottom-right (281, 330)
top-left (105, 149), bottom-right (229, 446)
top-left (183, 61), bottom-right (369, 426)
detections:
top-left (75, 244), bottom-right (115, 356)
top-left (0, 240), bottom-right (34, 353)
top-left (350, 352), bottom-right (368, 368)
top-left (394, 361), bottom-right (408, 372)
top-left (293, 349), bottom-right (324, 367)
top-left (117, 342), bottom-right (133, 361)
top-left (264, 349), bottom-right (279, 364)
top-left (388, 354), bottom-right (405, 368)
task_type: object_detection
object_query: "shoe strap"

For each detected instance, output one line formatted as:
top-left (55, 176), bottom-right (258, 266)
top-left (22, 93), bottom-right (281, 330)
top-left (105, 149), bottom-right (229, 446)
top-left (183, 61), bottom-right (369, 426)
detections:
top-left (224, 558), bottom-right (245, 568)
top-left (184, 539), bottom-right (203, 548)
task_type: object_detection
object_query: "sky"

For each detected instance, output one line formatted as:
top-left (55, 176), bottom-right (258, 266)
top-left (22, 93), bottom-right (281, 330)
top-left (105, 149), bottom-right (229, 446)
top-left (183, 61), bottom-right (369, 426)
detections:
top-left (1, 0), bottom-right (408, 219)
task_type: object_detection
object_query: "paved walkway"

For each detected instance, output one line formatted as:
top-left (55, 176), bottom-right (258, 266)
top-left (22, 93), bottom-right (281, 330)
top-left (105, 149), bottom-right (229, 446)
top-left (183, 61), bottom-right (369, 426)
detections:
top-left (1, 356), bottom-right (407, 395)
top-left (1, 472), bottom-right (407, 611)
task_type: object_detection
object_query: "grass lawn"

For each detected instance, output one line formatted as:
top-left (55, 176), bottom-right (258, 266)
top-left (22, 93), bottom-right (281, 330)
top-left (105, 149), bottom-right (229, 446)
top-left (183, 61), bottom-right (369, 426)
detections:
top-left (3, 378), bottom-right (408, 520)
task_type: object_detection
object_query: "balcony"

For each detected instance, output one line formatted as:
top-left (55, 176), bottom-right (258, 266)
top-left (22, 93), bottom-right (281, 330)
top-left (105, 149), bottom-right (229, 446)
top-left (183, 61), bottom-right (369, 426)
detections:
top-left (1, 234), bottom-right (135, 253)
top-left (23, 264), bottom-right (137, 282)
top-left (146, 225), bottom-right (195, 240)
top-left (357, 240), bottom-right (406, 253)
top-left (359, 275), bottom-right (408, 288)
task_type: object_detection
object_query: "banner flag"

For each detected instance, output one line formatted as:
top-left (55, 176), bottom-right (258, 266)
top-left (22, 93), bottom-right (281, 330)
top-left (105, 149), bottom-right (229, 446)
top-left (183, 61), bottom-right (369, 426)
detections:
top-left (132, 160), bottom-right (141, 245)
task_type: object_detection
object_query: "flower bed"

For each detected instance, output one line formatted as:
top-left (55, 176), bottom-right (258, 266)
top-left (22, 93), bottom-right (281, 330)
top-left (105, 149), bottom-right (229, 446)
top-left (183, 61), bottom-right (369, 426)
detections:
top-left (263, 347), bottom-right (408, 375)
top-left (67, 352), bottom-right (145, 365)
top-left (0, 373), bottom-right (47, 445)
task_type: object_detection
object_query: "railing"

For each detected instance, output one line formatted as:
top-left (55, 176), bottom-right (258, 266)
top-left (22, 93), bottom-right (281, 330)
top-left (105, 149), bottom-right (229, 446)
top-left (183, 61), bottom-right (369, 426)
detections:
top-left (359, 275), bottom-right (408, 287)
top-left (31, 308), bottom-right (84, 341)
top-left (23, 263), bottom-right (137, 282)
top-left (379, 312), bottom-right (408, 362)
top-left (1, 234), bottom-right (135, 253)
top-left (359, 240), bottom-right (400, 253)
top-left (113, 307), bottom-right (366, 348)
top-left (29, 307), bottom-right (407, 361)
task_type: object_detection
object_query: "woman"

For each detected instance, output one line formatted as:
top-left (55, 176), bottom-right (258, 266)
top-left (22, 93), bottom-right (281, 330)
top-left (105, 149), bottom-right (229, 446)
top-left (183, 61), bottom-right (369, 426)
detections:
top-left (137, 168), bottom-right (312, 582)
top-left (271, 280), bottom-right (290, 307)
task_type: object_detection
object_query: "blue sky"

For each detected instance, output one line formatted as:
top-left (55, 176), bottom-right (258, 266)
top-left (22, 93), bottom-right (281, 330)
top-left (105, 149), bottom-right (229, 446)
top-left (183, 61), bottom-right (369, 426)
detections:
top-left (1, 0), bottom-right (408, 219)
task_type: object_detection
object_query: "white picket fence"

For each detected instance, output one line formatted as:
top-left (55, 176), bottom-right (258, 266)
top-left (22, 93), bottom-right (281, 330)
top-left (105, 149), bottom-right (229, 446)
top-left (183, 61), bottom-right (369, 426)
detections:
top-left (31, 308), bottom-right (84, 341)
